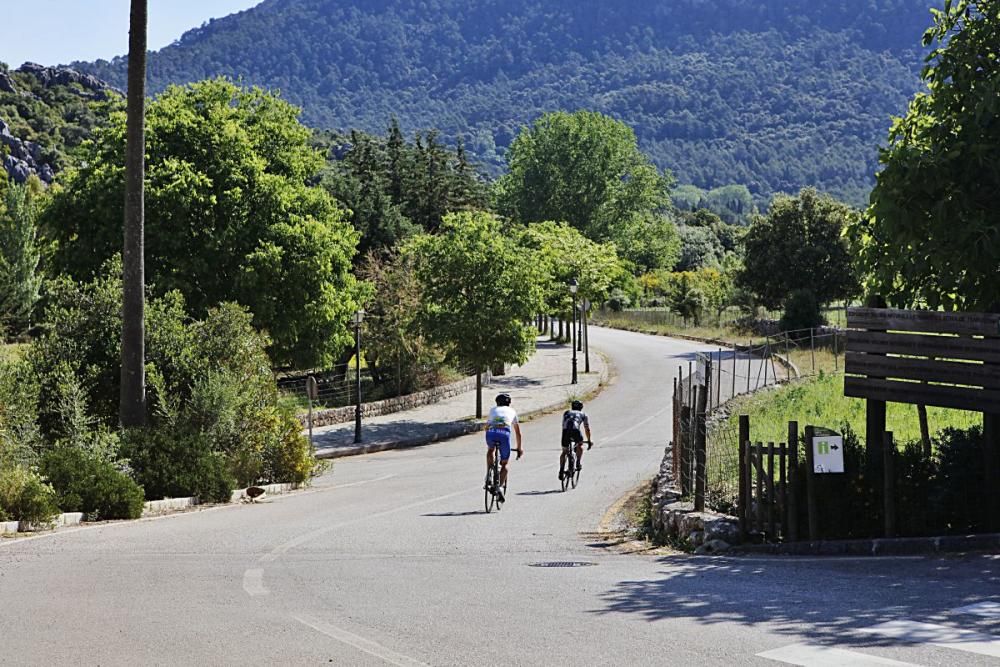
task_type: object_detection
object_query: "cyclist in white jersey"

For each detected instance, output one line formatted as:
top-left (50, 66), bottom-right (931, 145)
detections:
top-left (485, 392), bottom-right (523, 502)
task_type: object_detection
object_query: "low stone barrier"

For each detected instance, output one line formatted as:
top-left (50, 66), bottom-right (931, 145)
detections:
top-left (650, 441), bottom-right (740, 554)
top-left (298, 372), bottom-right (494, 428)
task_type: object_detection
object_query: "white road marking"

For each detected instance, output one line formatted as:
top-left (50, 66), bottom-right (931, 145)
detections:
top-left (952, 601), bottom-right (1000, 618)
top-left (242, 568), bottom-right (268, 597)
top-left (758, 643), bottom-right (920, 666)
top-left (293, 614), bottom-right (429, 666)
top-left (859, 620), bottom-right (1000, 658)
top-left (601, 407), bottom-right (668, 444)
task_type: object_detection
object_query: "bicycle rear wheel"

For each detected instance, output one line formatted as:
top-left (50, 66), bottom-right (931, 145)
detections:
top-left (560, 453), bottom-right (571, 492)
top-left (484, 468), bottom-right (495, 513)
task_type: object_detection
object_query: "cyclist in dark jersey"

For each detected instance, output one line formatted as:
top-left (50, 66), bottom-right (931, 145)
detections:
top-left (559, 400), bottom-right (592, 480)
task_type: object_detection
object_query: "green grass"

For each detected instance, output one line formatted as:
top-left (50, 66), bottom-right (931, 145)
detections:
top-left (723, 372), bottom-right (980, 447)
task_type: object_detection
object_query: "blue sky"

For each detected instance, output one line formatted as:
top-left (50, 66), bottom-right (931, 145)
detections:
top-left (3, 1), bottom-right (263, 67)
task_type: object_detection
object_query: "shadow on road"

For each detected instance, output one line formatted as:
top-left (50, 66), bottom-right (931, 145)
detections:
top-left (421, 511), bottom-right (488, 517)
top-left (516, 490), bottom-right (564, 496)
top-left (591, 554), bottom-right (1000, 647)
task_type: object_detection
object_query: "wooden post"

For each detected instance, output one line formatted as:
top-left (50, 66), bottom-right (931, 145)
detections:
top-left (779, 442), bottom-right (788, 541)
top-left (787, 421), bottom-right (799, 542)
top-left (766, 442), bottom-right (776, 539)
top-left (672, 378), bottom-right (680, 489)
top-left (747, 339), bottom-right (753, 393)
top-left (694, 386), bottom-right (708, 512)
top-left (680, 404), bottom-right (691, 496)
top-left (810, 327), bottom-right (816, 372)
top-left (884, 430), bottom-right (896, 538)
top-left (738, 415), bottom-right (750, 537)
top-left (864, 296), bottom-right (888, 475)
top-left (804, 425), bottom-right (819, 541)
top-left (987, 414), bottom-right (1000, 532)
top-left (754, 442), bottom-right (764, 534)
top-left (743, 439), bottom-right (754, 535)
top-left (716, 348), bottom-right (723, 407)
top-left (731, 343), bottom-right (737, 399)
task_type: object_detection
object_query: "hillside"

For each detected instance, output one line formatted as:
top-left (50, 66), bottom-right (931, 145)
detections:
top-left (1, 62), bottom-right (121, 184)
top-left (74, 0), bottom-right (934, 205)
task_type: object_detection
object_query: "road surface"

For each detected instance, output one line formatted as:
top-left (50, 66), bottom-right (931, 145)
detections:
top-left (1, 327), bottom-right (996, 665)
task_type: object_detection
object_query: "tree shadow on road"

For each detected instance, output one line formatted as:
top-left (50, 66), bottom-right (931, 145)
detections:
top-left (421, 511), bottom-right (489, 517)
top-left (591, 554), bottom-right (1000, 648)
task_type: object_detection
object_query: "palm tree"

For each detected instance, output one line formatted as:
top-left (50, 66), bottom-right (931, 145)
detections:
top-left (120, 0), bottom-right (147, 427)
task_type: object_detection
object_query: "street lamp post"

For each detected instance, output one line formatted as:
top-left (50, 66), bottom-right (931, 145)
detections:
top-left (352, 309), bottom-right (365, 443)
top-left (568, 279), bottom-right (578, 385)
top-left (582, 298), bottom-right (591, 373)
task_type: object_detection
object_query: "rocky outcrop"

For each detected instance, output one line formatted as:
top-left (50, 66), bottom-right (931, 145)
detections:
top-left (16, 62), bottom-right (120, 100)
top-left (0, 119), bottom-right (53, 185)
top-left (0, 71), bottom-right (18, 94)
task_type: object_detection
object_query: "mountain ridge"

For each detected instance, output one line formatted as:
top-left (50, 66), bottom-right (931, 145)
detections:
top-left (71, 0), bottom-right (935, 206)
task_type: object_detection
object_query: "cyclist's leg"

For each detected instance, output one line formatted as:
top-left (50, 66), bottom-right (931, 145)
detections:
top-left (498, 435), bottom-right (512, 487)
top-left (559, 431), bottom-right (572, 478)
top-left (485, 433), bottom-right (498, 486)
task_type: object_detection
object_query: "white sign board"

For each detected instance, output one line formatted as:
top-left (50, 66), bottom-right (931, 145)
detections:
top-left (813, 435), bottom-right (844, 473)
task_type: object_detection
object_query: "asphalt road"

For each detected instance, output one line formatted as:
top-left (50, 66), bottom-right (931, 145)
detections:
top-left (1, 327), bottom-right (997, 666)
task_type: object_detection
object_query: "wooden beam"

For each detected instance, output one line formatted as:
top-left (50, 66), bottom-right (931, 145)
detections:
top-left (847, 330), bottom-right (1000, 363)
top-left (848, 307), bottom-right (1000, 336)
top-left (845, 352), bottom-right (1000, 389)
top-left (845, 376), bottom-right (1000, 413)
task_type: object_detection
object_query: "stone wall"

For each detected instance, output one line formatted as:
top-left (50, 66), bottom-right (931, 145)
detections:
top-left (297, 372), bottom-right (492, 428)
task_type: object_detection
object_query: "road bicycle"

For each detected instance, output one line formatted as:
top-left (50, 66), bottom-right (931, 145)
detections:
top-left (485, 452), bottom-right (507, 513)
top-left (560, 440), bottom-right (593, 492)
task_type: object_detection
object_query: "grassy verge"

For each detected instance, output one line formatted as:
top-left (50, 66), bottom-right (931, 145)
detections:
top-left (722, 372), bottom-right (980, 446)
top-left (0, 343), bottom-right (28, 364)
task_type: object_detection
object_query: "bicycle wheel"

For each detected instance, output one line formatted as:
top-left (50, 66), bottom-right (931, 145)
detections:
top-left (484, 468), bottom-right (495, 513)
top-left (560, 454), bottom-right (571, 492)
top-left (496, 478), bottom-right (507, 511)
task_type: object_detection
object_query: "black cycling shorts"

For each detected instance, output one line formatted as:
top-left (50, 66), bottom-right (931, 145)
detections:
top-left (561, 429), bottom-right (584, 448)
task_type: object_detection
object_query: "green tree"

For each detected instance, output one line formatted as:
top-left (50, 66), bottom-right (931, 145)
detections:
top-left (610, 214), bottom-right (681, 274)
top-left (43, 79), bottom-right (362, 368)
top-left (738, 188), bottom-right (858, 312)
top-left (0, 182), bottom-right (43, 335)
top-left (669, 273), bottom-right (705, 325)
top-left (495, 111), bottom-right (671, 242)
top-left (850, 0), bottom-right (1000, 311)
top-left (405, 211), bottom-right (544, 417)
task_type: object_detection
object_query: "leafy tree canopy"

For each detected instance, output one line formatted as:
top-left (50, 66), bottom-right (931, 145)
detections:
top-left (495, 111), bottom-right (672, 242)
top-left (42, 78), bottom-right (363, 368)
top-left (850, 0), bottom-right (1000, 310)
top-left (738, 188), bottom-right (859, 310)
top-left (404, 211), bottom-right (543, 413)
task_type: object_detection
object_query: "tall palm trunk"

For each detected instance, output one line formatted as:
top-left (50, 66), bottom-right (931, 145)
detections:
top-left (120, 0), bottom-right (148, 427)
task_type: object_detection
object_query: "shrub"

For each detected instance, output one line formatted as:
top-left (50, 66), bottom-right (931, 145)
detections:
top-left (40, 447), bottom-right (145, 520)
top-left (123, 428), bottom-right (235, 504)
top-left (779, 289), bottom-right (824, 332)
top-left (930, 426), bottom-right (987, 534)
top-left (0, 465), bottom-right (58, 525)
top-left (0, 356), bottom-right (40, 467)
top-left (606, 288), bottom-right (632, 312)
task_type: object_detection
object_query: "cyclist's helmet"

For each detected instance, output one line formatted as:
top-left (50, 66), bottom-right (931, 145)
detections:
top-left (496, 393), bottom-right (512, 406)
top-left (571, 400), bottom-right (584, 411)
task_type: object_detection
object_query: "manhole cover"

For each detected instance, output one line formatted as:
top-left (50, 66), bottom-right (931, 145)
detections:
top-left (528, 561), bottom-right (597, 568)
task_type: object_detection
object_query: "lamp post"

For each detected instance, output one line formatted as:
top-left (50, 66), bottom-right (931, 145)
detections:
top-left (582, 298), bottom-right (591, 373)
top-left (568, 279), bottom-right (578, 384)
top-left (352, 309), bottom-right (365, 443)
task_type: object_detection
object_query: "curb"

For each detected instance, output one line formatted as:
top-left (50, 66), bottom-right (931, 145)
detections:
top-left (315, 349), bottom-right (613, 461)
top-left (0, 484), bottom-right (301, 536)
top-left (734, 532), bottom-right (1000, 557)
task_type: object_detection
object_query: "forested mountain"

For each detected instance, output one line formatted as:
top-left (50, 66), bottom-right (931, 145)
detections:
top-left (74, 0), bottom-right (934, 205)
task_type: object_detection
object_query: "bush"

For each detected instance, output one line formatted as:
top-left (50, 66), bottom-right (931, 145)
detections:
top-left (930, 426), bottom-right (987, 534)
top-left (779, 289), bottom-right (824, 332)
top-left (123, 429), bottom-right (236, 504)
top-left (0, 465), bottom-right (58, 525)
top-left (606, 288), bottom-right (632, 312)
top-left (40, 446), bottom-right (145, 520)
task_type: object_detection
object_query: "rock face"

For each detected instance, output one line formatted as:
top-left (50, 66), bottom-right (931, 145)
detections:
top-left (0, 71), bottom-right (18, 94)
top-left (0, 65), bottom-right (120, 185)
top-left (16, 62), bottom-right (120, 99)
